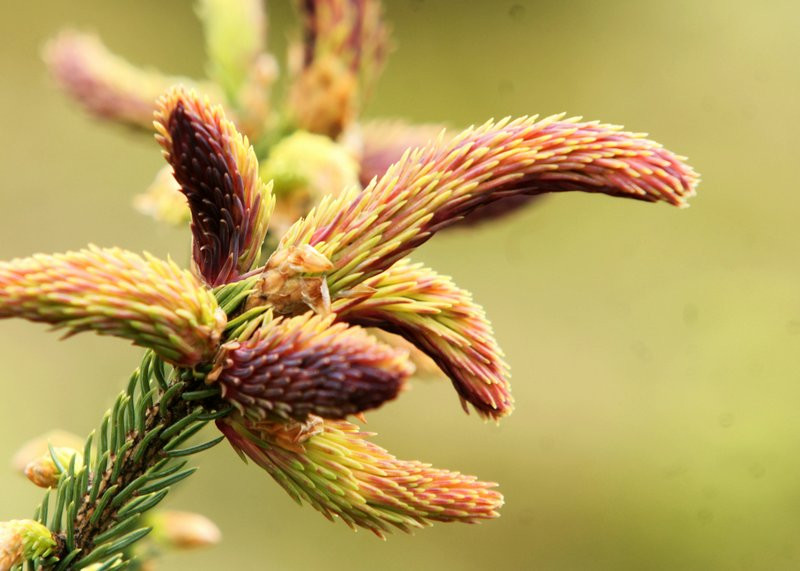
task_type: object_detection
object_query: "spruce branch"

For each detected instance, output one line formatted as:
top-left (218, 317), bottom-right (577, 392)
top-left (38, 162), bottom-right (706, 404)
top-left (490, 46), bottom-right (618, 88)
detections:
top-left (1, 5), bottom-right (703, 565)
top-left (31, 348), bottom-right (229, 570)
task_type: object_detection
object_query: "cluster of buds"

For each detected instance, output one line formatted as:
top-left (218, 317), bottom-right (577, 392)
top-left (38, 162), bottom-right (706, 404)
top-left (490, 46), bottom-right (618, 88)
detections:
top-left (0, 0), bottom-right (700, 566)
top-left (0, 85), bottom-right (696, 553)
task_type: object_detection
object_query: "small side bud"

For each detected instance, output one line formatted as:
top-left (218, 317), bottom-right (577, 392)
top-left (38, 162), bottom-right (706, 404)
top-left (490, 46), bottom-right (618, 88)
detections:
top-left (24, 447), bottom-right (83, 489)
top-left (0, 520), bottom-right (56, 570)
top-left (11, 430), bottom-right (83, 474)
top-left (260, 131), bottom-right (360, 235)
top-left (148, 510), bottom-right (221, 550)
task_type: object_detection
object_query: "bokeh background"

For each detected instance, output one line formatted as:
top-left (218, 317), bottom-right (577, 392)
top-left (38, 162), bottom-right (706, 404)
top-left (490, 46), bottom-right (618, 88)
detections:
top-left (1, 1), bottom-right (799, 569)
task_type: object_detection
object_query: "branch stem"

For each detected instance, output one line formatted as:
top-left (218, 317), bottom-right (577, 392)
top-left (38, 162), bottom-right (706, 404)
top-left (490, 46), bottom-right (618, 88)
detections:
top-left (34, 352), bottom-right (225, 570)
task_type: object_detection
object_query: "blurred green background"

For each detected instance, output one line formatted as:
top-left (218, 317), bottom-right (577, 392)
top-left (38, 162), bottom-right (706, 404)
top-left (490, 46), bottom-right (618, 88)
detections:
top-left (1, 1), bottom-right (799, 569)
